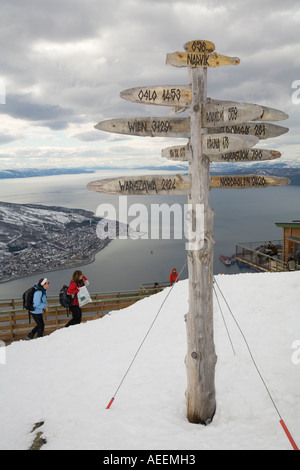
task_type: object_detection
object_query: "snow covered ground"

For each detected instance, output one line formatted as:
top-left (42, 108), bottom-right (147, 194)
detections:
top-left (0, 271), bottom-right (299, 451)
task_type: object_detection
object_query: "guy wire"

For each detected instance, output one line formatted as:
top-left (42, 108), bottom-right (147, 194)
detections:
top-left (108, 260), bottom-right (188, 404)
top-left (213, 275), bottom-right (282, 420)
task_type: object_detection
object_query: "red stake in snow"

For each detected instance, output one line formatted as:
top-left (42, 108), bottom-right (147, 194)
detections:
top-left (280, 419), bottom-right (299, 451)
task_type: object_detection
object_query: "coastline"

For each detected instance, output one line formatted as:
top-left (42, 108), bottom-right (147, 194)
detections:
top-left (0, 239), bottom-right (111, 286)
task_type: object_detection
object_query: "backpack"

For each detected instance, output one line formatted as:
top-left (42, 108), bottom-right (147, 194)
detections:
top-left (59, 285), bottom-right (73, 310)
top-left (22, 286), bottom-right (36, 322)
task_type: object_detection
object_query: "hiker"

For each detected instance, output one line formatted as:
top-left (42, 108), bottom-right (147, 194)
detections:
top-left (266, 241), bottom-right (278, 257)
top-left (65, 270), bottom-right (89, 327)
top-left (287, 254), bottom-right (296, 271)
top-left (169, 268), bottom-right (179, 286)
top-left (26, 278), bottom-right (49, 339)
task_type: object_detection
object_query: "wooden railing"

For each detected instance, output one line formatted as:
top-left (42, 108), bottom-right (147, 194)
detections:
top-left (0, 282), bottom-right (169, 343)
top-left (235, 240), bottom-right (288, 272)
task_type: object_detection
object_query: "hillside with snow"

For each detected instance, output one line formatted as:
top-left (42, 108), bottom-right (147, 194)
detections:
top-left (0, 272), bottom-right (299, 451)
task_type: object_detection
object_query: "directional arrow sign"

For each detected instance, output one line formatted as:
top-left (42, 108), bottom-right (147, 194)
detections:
top-left (120, 85), bottom-right (192, 108)
top-left (166, 51), bottom-right (240, 68)
top-left (209, 99), bottom-right (289, 122)
top-left (210, 149), bottom-right (281, 163)
top-left (94, 117), bottom-right (190, 138)
top-left (183, 40), bottom-right (215, 53)
top-left (87, 174), bottom-right (290, 195)
top-left (162, 144), bottom-right (191, 161)
top-left (202, 133), bottom-right (259, 154)
top-left (207, 122), bottom-right (289, 139)
top-left (203, 101), bottom-right (263, 127)
top-left (87, 175), bottom-right (191, 195)
top-left (162, 145), bottom-right (282, 163)
top-left (210, 175), bottom-right (290, 189)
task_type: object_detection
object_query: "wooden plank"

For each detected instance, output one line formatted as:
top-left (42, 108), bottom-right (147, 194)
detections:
top-left (210, 175), bottom-right (290, 189)
top-left (183, 40), bottom-right (215, 53)
top-left (202, 133), bottom-right (259, 154)
top-left (210, 149), bottom-right (281, 162)
top-left (211, 100), bottom-right (289, 122)
top-left (120, 86), bottom-right (289, 124)
top-left (162, 144), bottom-right (191, 161)
top-left (87, 174), bottom-right (290, 195)
top-left (87, 175), bottom-right (191, 195)
top-left (162, 145), bottom-right (282, 163)
top-left (120, 85), bottom-right (192, 108)
top-left (203, 100), bottom-right (263, 127)
top-left (207, 122), bottom-right (289, 139)
top-left (166, 51), bottom-right (240, 68)
top-left (94, 117), bottom-right (190, 138)
top-left (253, 105), bottom-right (288, 121)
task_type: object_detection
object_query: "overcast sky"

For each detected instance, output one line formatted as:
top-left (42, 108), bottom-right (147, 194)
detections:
top-left (0, 0), bottom-right (299, 170)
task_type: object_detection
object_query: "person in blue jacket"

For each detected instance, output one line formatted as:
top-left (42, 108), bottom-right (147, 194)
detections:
top-left (26, 278), bottom-right (49, 339)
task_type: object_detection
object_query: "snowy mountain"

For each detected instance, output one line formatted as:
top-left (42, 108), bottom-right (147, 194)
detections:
top-left (0, 168), bottom-right (93, 179)
top-left (0, 271), bottom-right (299, 451)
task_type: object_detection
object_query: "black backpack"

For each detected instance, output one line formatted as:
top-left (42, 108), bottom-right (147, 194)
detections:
top-left (59, 285), bottom-right (73, 310)
top-left (22, 286), bottom-right (36, 322)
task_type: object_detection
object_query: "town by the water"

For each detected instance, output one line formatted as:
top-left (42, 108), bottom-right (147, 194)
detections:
top-left (0, 201), bottom-right (112, 283)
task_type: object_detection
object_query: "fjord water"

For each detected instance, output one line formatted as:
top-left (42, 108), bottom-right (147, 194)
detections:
top-left (0, 170), bottom-right (299, 299)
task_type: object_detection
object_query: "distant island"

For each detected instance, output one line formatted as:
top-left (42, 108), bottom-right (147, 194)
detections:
top-left (0, 165), bottom-right (188, 179)
top-left (0, 202), bottom-right (119, 283)
top-left (0, 168), bottom-right (94, 179)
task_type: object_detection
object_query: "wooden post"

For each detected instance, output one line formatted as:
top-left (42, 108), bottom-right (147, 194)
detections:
top-left (185, 66), bottom-right (217, 424)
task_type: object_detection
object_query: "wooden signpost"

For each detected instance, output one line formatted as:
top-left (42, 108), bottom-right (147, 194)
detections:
top-left (91, 40), bottom-right (289, 425)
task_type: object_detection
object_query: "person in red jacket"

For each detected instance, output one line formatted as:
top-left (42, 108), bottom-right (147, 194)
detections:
top-left (65, 270), bottom-right (89, 327)
top-left (169, 268), bottom-right (179, 286)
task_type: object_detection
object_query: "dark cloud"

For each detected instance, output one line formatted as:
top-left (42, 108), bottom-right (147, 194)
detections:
top-left (0, 0), bottom-right (299, 167)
